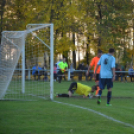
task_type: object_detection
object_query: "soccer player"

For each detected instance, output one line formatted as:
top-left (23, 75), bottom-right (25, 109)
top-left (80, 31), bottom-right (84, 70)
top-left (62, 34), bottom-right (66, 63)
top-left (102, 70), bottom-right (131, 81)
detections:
top-left (56, 82), bottom-right (97, 98)
top-left (86, 49), bottom-right (102, 96)
top-left (94, 48), bottom-right (115, 106)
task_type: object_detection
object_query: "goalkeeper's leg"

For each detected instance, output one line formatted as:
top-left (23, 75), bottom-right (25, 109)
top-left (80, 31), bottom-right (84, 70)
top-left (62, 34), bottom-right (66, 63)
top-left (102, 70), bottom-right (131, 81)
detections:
top-left (57, 82), bottom-right (77, 97)
top-left (57, 93), bottom-right (69, 97)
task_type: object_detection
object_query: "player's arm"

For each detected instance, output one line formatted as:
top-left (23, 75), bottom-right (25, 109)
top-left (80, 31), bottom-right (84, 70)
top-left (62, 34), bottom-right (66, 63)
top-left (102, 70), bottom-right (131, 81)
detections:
top-left (64, 63), bottom-right (68, 72)
top-left (82, 94), bottom-right (93, 98)
top-left (111, 57), bottom-right (116, 81)
top-left (65, 62), bottom-right (68, 69)
top-left (86, 58), bottom-right (94, 76)
top-left (84, 93), bottom-right (94, 98)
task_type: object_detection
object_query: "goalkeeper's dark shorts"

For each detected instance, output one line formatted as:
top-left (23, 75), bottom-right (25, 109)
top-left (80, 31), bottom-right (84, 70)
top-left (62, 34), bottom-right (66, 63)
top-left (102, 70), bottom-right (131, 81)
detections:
top-left (68, 82), bottom-right (77, 94)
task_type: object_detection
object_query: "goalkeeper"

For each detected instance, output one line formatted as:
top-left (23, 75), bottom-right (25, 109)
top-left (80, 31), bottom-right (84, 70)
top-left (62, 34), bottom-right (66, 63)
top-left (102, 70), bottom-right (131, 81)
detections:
top-left (57, 82), bottom-right (97, 98)
top-left (57, 58), bottom-right (68, 83)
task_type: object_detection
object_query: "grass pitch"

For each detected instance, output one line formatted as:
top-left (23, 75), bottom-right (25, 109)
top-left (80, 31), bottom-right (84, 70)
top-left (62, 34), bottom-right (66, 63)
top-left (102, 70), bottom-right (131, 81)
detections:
top-left (0, 81), bottom-right (134, 134)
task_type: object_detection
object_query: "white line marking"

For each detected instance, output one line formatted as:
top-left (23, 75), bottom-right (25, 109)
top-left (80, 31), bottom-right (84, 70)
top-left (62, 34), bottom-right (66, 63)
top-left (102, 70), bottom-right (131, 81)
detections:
top-left (53, 100), bottom-right (134, 129)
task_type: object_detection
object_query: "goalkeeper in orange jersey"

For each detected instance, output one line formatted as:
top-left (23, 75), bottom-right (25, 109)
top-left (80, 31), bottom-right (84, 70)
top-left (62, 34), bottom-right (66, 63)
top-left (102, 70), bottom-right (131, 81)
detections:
top-left (86, 49), bottom-right (102, 96)
top-left (56, 82), bottom-right (97, 98)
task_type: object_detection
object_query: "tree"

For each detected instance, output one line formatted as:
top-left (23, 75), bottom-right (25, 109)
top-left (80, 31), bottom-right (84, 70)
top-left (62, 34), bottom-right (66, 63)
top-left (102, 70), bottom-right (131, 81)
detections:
top-left (1, 0), bottom-right (134, 67)
top-left (0, 0), bottom-right (6, 42)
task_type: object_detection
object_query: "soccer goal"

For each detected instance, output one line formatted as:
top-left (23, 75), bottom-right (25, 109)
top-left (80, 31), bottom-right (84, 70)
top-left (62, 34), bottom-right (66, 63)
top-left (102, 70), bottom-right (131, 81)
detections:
top-left (0, 24), bottom-right (54, 101)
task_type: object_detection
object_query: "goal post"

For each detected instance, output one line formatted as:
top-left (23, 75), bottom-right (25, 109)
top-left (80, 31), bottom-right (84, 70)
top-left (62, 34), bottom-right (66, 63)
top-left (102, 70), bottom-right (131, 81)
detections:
top-left (0, 24), bottom-right (54, 100)
top-left (26, 24), bottom-right (54, 100)
top-left (50, 24), bottom-right (54, 100)
top-left (21, 33), bottom-right (26, 94)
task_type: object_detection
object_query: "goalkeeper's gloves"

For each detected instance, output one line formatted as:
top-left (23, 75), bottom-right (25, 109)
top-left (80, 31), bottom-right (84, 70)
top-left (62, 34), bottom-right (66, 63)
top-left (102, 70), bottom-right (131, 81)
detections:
top-left (89, 93), bottom-right (93, 99)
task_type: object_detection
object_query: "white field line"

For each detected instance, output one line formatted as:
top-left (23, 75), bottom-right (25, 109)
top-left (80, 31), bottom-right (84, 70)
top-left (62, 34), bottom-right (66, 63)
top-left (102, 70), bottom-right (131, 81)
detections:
top-left (53, 100), bottom-right (134, 129)
top-left (83, 104), bottom-right (134, 111)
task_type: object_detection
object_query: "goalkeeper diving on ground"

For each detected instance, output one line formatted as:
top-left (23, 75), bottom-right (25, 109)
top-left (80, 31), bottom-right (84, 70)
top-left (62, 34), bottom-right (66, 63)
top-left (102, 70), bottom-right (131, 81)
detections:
top-left (56, 82), bottom-right (97, 98)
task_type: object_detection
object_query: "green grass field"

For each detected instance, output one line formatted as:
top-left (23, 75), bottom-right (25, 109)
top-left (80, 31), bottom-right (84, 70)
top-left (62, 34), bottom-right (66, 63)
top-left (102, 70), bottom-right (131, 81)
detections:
top-left (0, 81), bottom-right (134, 134)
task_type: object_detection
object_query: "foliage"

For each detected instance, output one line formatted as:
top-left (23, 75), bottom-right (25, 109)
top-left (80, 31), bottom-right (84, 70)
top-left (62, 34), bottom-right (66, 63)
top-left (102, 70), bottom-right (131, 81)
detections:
top-left (1, 0), bottom-right (134, 65)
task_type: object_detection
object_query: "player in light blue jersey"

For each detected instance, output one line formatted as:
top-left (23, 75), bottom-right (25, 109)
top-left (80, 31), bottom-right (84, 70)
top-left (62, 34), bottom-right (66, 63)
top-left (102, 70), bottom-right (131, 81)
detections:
top-left (94, 48), bottom-right (116, 106)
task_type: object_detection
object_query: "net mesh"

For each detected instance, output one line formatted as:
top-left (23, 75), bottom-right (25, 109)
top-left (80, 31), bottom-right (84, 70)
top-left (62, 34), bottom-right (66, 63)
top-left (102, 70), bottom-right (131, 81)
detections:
top-left (0, 32), bottom-right (23, 99)
top-left (0, 24), bottom-right (53, 100)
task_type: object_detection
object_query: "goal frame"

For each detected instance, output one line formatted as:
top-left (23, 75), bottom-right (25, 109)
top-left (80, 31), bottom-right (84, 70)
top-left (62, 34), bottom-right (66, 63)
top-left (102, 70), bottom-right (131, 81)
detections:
top-left (25, 24), bottom-right (54, 100)
top-left (1, 24), bottom-right (54, 100)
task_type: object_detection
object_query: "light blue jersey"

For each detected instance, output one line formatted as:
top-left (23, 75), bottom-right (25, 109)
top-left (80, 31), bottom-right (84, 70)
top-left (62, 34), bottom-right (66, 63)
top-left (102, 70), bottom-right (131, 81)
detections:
top-left (97, 54), bottom-right (115, 78)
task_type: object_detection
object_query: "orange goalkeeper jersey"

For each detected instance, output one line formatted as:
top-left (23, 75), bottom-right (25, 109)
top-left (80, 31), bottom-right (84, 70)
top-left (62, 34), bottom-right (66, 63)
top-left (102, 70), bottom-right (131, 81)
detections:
top-left (90, 56), bottom-right (100, 74)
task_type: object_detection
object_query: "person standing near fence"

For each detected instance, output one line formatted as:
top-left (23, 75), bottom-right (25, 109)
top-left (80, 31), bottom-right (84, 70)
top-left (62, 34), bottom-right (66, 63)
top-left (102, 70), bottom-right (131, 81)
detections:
top-left (54, 64), bottom-right (57, 81)
top-left (57, 58), bottom-right (68, 83)
top-left (70, 63), bottom-right (74, 80)
top-left (77, 63), bottom-right (84, 81)
top-left (128, 65), bottom-right (134, 82)
top-left (43, 64), bottom-right (48, 81)
top-left (94, 48), bottom-right (115, 106)
top-left (32, 64), bottom-right (43, 80)
top-left (56, 59), bottom-right (62, 81)
top-left (115, 66), bottom-right (121, 81)
top-left (120, 66), bottom-right (127, 82)
top-left (56, 59), bottom-right (62, 72)
top-left (86, 49), bottom-right (102, 96)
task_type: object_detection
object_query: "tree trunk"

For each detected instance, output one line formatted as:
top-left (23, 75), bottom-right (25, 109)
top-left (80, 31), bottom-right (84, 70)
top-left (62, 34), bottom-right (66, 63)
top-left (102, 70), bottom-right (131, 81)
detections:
top-left (97, 1), bottom-right (102, 46)
top-left (86, 36), bottom-right (90, 64)
top-left (0, 0), bottom-right (6, 43)
top-left (72, 33), bottom-right (76, 69)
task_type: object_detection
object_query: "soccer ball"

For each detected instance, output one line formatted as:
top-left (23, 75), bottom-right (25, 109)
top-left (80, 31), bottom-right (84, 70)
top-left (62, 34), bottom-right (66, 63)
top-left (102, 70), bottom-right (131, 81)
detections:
top-left (89, 94), bottom-right (93, 99)
top-left (32, 32), bottom-right (37, 37)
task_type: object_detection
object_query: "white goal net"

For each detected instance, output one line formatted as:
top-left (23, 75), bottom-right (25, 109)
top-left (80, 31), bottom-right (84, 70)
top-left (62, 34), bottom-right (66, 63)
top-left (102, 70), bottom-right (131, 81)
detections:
top-left (0, 24), bottom-right (54, 100)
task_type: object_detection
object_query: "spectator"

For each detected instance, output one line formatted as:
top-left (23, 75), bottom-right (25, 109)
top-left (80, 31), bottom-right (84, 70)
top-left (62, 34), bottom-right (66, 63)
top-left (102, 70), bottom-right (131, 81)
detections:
top-left (115, 66), bottom-right (121, 81)
top-left (43, 65), bottom-right (48, 81)
top-left (32, 64), bottom-right (42, 80)
top-left (70, 63), bottom-right (74, 80)
top-left (77, 63), bottom-right (84, 81)
top-left (85, 64), bottom-right (93, 81)
top-left (128, 65), bottom-right (134, 82)
top-left (85, 64), bottom-right (89, 81)
top-left (54, 64), bottom-right (57, 81)
top-left (57, 58), bottom-right (68, 83)
top-left (120, 66), bottom-right (127, 82)
top-left (56, 59), bottom-right (62, 73)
